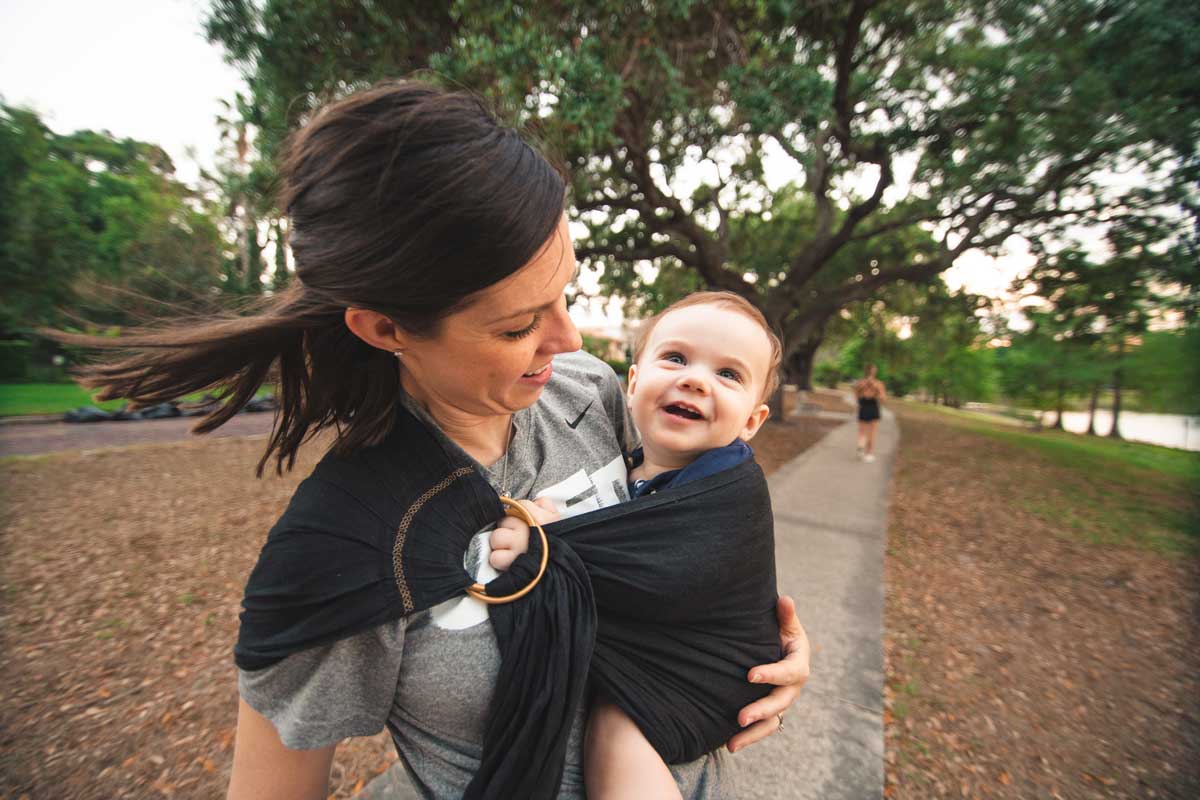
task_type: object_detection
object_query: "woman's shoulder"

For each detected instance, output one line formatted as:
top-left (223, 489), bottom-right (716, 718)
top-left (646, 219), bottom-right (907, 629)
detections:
top-left (550, 349), bottom-right (619, 387)
top-left (547, 350), bottom-right (624, 407)
top-left (542, 349), bottom-right (636, 450)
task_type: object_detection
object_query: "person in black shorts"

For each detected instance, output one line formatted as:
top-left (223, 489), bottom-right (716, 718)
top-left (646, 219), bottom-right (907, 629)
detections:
top-left (854, 364), bottom-right (886, 462)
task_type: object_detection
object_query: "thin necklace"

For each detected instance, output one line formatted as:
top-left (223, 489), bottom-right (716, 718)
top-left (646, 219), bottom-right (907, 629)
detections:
top-left (499, 415), bottom-right (514, 496)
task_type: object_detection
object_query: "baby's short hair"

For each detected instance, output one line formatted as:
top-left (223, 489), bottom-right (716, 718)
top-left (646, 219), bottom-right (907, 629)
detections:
top-left (631, 291), bottom-right (782, 403)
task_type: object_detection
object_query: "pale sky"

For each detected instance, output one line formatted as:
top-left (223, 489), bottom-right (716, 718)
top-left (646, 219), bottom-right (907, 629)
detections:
top-left (0, 0), bottom-right (243, 185)
top-left (1, 0), bottom-right (1031, 334)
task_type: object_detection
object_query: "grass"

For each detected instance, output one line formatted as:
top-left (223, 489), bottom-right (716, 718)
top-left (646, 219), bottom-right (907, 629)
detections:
top-left (0, 383), bottom-right (124, 416)
top-left (908, 400), bottom-right (1200, 483)
top-left (0, 383), bottom-right (272, 417)
top-left (897, 400), bottom-right (1200, 555)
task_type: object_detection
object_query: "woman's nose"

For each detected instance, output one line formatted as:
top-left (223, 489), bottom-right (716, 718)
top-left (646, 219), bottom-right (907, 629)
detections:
top-left (542, 298), bottom-right (582, 354)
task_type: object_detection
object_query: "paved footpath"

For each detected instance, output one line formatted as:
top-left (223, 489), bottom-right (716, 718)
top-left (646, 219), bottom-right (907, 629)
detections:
top-left (0, 412), bottom-right (276, 457)
top-left (360, 406), bottom-right (897, 799)
top-left (729, 407), bottom-right (896, 799)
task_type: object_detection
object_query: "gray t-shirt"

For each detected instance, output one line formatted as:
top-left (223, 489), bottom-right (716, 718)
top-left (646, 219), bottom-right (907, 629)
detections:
top-left (239, 350), bottom-right (730, 798)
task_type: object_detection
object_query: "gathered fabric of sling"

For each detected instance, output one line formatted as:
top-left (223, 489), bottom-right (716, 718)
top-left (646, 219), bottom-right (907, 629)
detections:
top-left (235, 402), bottom-right (780, 800)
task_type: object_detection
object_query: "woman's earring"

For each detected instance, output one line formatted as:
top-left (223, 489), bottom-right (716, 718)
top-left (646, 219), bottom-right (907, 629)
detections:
top-left (392, 349), bottom-right (405, 359)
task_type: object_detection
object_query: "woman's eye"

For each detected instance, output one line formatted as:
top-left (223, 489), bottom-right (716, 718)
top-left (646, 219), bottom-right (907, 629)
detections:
top-left (661, 352), bottom-right (685, 364)
top-left (718, 368), bottom-right (743, 382)
top-left (503, 314), bottom-right (542, 340)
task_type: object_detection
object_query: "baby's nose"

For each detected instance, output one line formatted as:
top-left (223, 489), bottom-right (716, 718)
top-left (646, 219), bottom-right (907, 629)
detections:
top-left (678, 370), bottom-right (710, 393)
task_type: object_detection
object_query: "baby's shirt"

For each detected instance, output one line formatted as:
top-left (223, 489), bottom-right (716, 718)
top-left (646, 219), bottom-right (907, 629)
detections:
top-left (627, 440), bottom-right (753, 498)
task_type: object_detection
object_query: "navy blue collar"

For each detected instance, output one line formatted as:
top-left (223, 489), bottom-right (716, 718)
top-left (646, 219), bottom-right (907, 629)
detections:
top-left (628, 439), bottom-right (754, 499)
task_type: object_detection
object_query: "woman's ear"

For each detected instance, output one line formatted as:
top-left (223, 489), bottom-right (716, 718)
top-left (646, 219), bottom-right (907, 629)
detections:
top-left (626, 363), bottom-right (639, 400)
top-left (344, 308), bottom-right (406, 352)
top-left (738, 404), bottom-right (771, 443)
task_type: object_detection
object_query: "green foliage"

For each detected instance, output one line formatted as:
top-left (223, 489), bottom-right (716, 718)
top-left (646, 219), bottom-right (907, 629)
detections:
top-left (202, 0), bottom-right (1200, 385)
top-left (0, 105), bottom-right (228, 339)
top-left (1126, 328), bottom-right (1200, 415)
top-left (820, 279), bottom-right (996, 404)
top-left (812, 361), bottom-right (843, 389)
top-left (0, 383), bottom-right (274, 417)
top-left (0, 341), bottom-right (31, 381)
top-left (0, 383), bottom-right (123, 416)
top-left (1004, 237), bottom-right (1194, 429)
top-left (580, 333), bottom-right (630, 379)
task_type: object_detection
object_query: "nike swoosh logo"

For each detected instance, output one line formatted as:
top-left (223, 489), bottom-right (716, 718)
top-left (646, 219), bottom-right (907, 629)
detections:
top-left (565, 401), bottom-right (594, 430)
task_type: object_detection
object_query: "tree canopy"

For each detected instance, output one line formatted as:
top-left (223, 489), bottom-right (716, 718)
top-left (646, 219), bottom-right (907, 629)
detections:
top-left (0, 105), bottom-right (227, 339)
top-left (203, 0), bottom-right (1199, 389)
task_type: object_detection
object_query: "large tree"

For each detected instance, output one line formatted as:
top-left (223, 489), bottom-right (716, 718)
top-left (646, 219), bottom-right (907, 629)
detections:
top-left (205, 0), bottom-right (1199, 389)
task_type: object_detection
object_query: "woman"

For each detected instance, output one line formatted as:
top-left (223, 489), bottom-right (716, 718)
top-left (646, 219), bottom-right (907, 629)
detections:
top-left (854, 364), bottom-right (886, 463)
top-left (72, 81), bottom-right (809, 799)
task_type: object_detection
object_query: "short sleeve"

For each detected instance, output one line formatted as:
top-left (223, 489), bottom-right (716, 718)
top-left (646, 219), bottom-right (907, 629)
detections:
top-left (598, 360), bottom-right (640, 452)
top-left (238, 618), bottom-right (406, 750)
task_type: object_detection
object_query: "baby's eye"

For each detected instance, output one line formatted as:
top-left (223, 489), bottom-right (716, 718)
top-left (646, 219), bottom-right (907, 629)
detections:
top-left (661, 352), bottom-right (685, 365)
top-left (717, 368), bottom-right (743, 382)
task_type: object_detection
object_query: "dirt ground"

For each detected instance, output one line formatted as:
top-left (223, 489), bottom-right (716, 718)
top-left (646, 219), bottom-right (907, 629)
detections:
top-left (0, 411), bottom-right (836, 799)
top-left (884, 404), bottom-right (1200, 799)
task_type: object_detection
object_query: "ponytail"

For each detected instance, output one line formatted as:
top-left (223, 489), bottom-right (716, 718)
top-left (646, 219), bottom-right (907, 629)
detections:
top-left (48, 79), bottom-right (567, 476)
top-left (51, 285), bottom-right (395, 475)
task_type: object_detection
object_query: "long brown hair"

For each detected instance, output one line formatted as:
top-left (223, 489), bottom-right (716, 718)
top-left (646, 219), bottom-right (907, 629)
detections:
top-left (53, 81), bottom-right (566, 475)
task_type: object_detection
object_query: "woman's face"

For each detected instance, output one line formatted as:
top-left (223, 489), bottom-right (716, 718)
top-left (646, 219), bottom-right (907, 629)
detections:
top-left (397, 214), bottom-right (583, 420)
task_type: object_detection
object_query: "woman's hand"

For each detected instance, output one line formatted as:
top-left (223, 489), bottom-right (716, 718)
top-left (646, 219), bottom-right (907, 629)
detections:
top-left (518, 497), bottom-right (560, 525)
top-left (727, 595), bottom-right (810, 753)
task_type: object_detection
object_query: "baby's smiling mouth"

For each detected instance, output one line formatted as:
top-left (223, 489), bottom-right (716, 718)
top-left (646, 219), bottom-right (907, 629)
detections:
top-left (663, 402), bottom-right (704, 420)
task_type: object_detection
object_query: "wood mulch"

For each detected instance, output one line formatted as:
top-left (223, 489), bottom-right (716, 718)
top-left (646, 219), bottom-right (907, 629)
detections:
top-left (884, 403), bottom-right (1200, 799)
top-left (0, 411), bottom-right (835, 799)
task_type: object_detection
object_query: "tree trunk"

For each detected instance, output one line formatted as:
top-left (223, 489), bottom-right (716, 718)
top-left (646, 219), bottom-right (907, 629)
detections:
top-left (1108, 340), bottom-right (1125, 439)
top-left (1052, 382), bottom-right (1065, 430)
top-left (271, 218), bottom-right (290, 290)
top-left (767, 384), bottom-right (785, 423)
top-left (1085, 383), bottom-right (1100, 435)
top-left (242, 211), bottom-right (263, 293)
top-left (785, 338), bottom-right (820, 392)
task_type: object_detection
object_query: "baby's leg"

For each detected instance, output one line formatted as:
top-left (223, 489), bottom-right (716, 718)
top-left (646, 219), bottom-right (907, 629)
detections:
top-left (585, 699), bottom-right (682, 800)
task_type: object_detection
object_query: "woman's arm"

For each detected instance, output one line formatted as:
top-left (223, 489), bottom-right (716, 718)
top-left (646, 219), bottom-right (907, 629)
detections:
top-left (227, 698), bottom-right (336, 800)
top-left (727, 595), bottom-right (811, 752)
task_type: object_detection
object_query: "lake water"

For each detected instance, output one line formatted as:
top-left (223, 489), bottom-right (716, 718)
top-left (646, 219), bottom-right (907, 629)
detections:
top-left (1035, 408), bottom-right (1200, 452)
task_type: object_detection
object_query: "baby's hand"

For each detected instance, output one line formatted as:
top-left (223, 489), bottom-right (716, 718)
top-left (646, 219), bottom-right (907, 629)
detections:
top-left (488, 499), bottom-right (561, 572)
top-left (489, 515), bottom-right (531, 572)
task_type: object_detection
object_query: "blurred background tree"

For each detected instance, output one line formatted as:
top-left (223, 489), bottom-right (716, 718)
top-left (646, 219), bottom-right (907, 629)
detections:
top-left (203, 0), bottom-right (1199, 401)
top-left (0, 104), bottom-right (227, 378)
top-left (4, 0), bottom-right (1195, 412)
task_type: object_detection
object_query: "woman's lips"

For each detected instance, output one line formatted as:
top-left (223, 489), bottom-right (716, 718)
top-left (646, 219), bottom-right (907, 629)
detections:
top-left (520, 362), bottom-right (553, 386)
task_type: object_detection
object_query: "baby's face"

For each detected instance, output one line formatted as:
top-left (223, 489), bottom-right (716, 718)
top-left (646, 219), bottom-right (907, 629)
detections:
top-left (628, 303), bottom-right (772, 465)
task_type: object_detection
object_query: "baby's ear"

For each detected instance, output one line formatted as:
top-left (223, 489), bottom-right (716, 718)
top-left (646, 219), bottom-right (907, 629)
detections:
top-left (738, 403), bottom-right (771, 443)
top-left (626, 363), bottom-right (639, 399)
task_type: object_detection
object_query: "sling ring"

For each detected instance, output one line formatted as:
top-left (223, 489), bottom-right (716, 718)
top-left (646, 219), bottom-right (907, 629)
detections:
top-left (465, 496), bottom-right (549, 605)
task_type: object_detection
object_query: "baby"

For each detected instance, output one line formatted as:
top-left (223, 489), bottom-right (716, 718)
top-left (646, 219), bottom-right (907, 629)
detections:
top-left (490, 290), bottom-right (781, 798)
